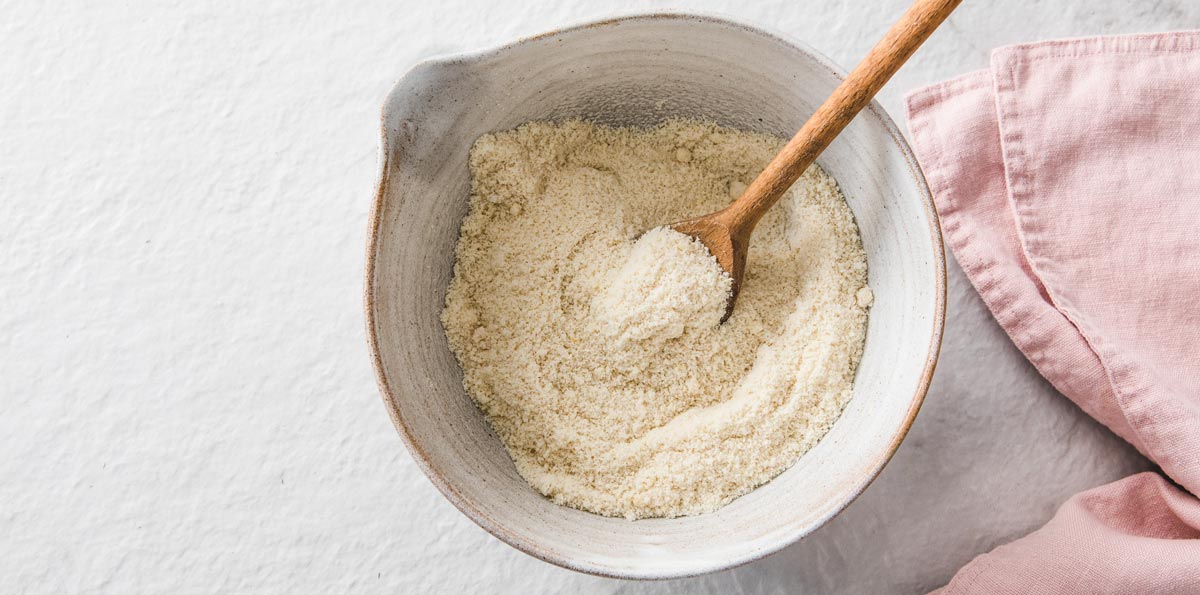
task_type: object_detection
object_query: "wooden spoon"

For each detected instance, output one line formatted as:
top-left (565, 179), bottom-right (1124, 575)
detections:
top-left (671, 0), bottom-right (962, 320)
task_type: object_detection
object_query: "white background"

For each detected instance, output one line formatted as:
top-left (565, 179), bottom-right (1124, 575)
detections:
top-left (5, 1), bottom-right (1191, 593)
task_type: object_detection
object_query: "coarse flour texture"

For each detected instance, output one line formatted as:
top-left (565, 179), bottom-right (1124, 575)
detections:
top-left (441, 120), bottom-right (870, 519)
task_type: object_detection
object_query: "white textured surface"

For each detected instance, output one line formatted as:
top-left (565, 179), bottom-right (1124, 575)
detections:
top-left (3, 1), bottom-right (1189, 592)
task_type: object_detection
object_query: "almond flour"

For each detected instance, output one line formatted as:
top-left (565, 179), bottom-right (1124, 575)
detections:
top-left (441, 120), bottom-right (869, 519)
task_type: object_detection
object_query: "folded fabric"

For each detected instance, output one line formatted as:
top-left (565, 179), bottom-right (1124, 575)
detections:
top-left (905, 31), bottom-right (1200, 593)
top-left (931, 473), bottom-right (1200, 594)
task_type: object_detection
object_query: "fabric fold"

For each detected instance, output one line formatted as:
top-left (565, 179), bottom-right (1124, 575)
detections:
top-left (937, 473), bottom-right (1200, 595)
top-left (906, 31), bottom-right (1200, 594)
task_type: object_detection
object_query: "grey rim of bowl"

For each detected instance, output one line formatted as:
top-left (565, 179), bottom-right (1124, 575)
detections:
top-left (363, 10), bottom-right (948, 580)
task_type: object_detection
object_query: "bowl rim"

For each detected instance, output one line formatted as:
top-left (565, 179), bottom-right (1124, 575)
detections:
top-left (363, 9), bottom-right (947, 580)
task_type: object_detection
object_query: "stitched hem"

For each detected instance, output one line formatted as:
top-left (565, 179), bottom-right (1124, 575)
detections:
top-left (988, 32), bottom-right (1199, 491)
top-left (905, 68), bottom-right (1144, 451)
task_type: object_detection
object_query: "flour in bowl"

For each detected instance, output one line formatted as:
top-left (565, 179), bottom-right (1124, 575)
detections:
top-left (441, 120), bottom-right (869, 519)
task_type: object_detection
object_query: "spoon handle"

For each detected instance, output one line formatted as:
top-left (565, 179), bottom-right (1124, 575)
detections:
top-left (722, 0), bottom-right (962, 231)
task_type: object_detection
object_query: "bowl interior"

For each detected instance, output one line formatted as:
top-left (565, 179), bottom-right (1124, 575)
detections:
top-left (367, 14), bottom-right (943, 578)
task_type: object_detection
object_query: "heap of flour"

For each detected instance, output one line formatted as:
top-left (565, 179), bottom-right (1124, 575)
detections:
top-left (441, 120), bottom-right (870, 519)
top-left (592, 226), bottom-right (731, 347)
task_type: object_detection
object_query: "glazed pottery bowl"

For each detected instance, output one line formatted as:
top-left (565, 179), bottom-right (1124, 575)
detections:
top-left (365, 12), bottom-right (945, 579)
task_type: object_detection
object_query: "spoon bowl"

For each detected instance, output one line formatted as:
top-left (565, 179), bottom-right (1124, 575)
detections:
top-left (669, 211), bottom-right (745, 322)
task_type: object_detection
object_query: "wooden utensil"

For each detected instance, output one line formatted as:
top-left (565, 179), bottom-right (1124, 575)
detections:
top-left (671, 0), bottom-right (961, 320)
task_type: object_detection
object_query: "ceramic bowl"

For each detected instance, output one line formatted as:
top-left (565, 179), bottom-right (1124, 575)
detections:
top-left (365, 12), bottom-right (945, 579)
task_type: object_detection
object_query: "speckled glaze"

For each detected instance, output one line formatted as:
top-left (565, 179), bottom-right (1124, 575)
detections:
top-left (365, 12), bottom-right (946, 579)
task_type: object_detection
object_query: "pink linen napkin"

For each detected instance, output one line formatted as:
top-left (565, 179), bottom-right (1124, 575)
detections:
top-left (905, 31), bottom-right (1200, 593)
